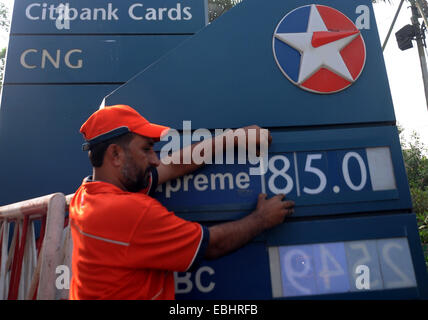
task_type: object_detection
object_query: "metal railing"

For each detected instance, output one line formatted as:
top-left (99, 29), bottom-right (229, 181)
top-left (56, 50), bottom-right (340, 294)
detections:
top-left (0, 193), bottom-right (72, 300)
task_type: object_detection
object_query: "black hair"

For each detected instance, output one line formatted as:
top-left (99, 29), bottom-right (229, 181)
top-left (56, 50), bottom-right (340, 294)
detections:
top-left (88, 132), bottom-right (135, 167)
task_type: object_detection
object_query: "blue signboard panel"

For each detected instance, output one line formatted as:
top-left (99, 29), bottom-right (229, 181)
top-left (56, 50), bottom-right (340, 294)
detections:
top-left (155, 162), bottom-right (261, 215)
top-left (0, 85), bottom-right (117, 205)
top-left (104, 0), bottom-right (395, 129)
top-left (0, 0), bottom-right (425, 301)
top-left (175, 213), bottom-right (428, 299)
top-left (4, 35), bottom-right (192, 83)
top-left (175, 241), bottom-right (272, 300)
top-left (1, 0), bottom-right (208, 206)
top-left (11, 0), bottom-right (208, 34)
top-left (153, 126), bottom-right (411, 221)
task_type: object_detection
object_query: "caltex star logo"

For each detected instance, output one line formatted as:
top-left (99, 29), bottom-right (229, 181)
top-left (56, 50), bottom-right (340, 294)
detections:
top-left (273, 4), bottom-right (366, 94)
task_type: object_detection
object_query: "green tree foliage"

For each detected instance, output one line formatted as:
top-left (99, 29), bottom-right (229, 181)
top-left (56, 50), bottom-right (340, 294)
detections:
top-left (0, 1), bottom-right (10, 90)
top-left (208, 0), bottom-right (242, 22)
top-left (0, 2), bottom-right (10, 33)
top-left (400, 131), bottom-right (428, 268)
top-left (0, 47), bottom-right (5, 84)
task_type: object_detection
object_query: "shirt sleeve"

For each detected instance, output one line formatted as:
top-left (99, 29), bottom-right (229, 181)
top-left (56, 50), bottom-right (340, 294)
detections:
top-left (126, 199), bottom-right (209, 272)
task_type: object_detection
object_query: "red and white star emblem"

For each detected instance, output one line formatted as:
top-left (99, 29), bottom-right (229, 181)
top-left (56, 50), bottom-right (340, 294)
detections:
top-left (273, 4), bottom-right (366, 94)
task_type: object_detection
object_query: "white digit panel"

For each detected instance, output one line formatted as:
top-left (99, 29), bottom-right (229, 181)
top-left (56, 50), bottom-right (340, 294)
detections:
top-left (366, 147), bottom-right (397, 191)
top-left (269, 237), bottom-right (417, 298)
top-left (268, 247), bottom-right (283, 298)
top-left (377, 238), bottom-right (417, 289)
top-left (278, 245), bottom-right (317, 297)
top-left (267, 155), bottom-right (295, 195)
top-left (313, 243), bottom-right (349, 294)
top-left (345, 240), bottom-right (384, 292)
top-left (342, 151), bottom-right (368, 191)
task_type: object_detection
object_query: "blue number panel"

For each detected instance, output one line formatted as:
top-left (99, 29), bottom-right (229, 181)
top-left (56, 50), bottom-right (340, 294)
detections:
top-left (11, 0), bottom-right (207, 34)
top-left (153, 126), bottom-right (411, 221)
top-left (264, 148), bottom-right (397, 206)
top-left (4, 35), bottom-right (191, 83)
top-left (271, 238), bottom-right (417, 298)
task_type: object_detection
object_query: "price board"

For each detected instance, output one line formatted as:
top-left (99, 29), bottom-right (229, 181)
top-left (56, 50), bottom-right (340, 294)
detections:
top-left (1, 0), bottom-right (426, 301)
top-left (154, 126), bottom-right (411, 220)
top-left (175, 214), bottom-right (428, 299)
top-left (101, 0), bottom-right (428, 299)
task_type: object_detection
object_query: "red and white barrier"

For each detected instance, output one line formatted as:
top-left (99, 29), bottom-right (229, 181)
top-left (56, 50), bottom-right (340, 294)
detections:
top-left (0, 193), bottom-right (71, 300)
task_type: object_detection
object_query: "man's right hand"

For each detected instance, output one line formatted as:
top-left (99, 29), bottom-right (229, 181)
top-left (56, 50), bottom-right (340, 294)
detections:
top-left (252, 193), bottom-right (294, 230)
top-left (205, 193), bottom-right (295, 260)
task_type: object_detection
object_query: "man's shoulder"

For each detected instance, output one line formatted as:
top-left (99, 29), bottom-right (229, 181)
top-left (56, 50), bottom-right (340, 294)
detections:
top-left (94, 186), bottom-right (161, 211)
top-left (72, 179), bottom-right (164, 217)
top-left (70, 183), bottom-right (167, 239)
top-left (112, 190), bottom-right (162, 211)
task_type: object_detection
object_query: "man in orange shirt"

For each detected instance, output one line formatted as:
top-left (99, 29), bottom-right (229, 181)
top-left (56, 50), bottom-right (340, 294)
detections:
top-left (69, 104), bottom-right (294, 300)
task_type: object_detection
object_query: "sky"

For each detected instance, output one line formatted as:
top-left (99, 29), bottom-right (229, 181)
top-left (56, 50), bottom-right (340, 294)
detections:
top-left (0, 0), bottom-right (11, 48)
top-left (373, 1), bottom-right (428, 147)
top-left (0, 0), bottom-right (427, 146)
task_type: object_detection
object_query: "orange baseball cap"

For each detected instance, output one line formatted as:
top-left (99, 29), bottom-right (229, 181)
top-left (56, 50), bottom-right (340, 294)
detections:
top-left (80, 105), bottom-right (170, 151)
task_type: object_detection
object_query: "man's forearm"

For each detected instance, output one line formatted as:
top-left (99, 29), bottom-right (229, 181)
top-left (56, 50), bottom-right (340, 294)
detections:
top-left (204, 212), bottom-right (266, 260)
top-left (157, 129), bottom-right (245, 184)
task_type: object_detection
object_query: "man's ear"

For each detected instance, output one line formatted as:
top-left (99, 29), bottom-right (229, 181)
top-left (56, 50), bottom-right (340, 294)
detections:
top-left (105, 144), bottom-right (124, 167)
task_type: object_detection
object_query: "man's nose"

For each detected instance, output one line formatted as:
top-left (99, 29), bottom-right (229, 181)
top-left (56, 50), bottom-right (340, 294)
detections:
top-left (150, 152), bottom-right (161, 167)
